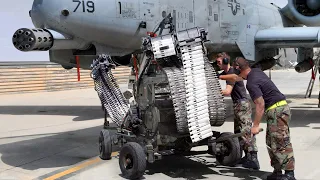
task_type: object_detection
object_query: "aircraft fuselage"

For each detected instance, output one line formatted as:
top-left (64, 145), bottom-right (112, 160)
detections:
top-left (29, 0), bottom-right (285, 57)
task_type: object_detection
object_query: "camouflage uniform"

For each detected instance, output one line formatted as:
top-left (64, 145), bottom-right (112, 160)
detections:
top-left (265, 104), bottom-right (295, 171)
top-left (233, 99), bottom-right (258, 153)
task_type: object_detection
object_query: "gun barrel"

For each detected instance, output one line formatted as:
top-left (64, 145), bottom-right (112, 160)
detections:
top-left (12, 28), bottom-right (53, 52)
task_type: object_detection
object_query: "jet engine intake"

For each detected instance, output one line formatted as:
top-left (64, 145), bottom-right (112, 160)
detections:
top-left (280, 0), bottom-right (320, 26)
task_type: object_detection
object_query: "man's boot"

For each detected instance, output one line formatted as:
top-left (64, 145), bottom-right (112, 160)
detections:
top-left (266, 169), bottom-right (283, 180)
top-left (283, 170), bottom-right (296, 180)
top-left (237, 150), bottom-right (248, 164)
top-left (242, 151), bottom-right (260, 170)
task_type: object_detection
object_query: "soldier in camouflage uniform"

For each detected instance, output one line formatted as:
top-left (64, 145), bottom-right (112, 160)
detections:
top-left (216, 52), bottom-right (260, 169)
top-left (233, 98), bottom-right (258, 155)
top-left (220, 57), bottom-right (296, 180)
top-left (265, 103), bottom-right (295, 173)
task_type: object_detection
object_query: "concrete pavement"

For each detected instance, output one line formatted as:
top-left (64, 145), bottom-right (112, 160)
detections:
top-left (0, 69), bottom-right (318, 180)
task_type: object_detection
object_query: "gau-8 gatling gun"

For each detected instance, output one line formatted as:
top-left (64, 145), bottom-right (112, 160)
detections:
top-left (91, 27), bottom-right (244, 179)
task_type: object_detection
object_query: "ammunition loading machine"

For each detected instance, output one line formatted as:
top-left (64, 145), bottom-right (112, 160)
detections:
top-left (91, 27), bottom-right (243, 179)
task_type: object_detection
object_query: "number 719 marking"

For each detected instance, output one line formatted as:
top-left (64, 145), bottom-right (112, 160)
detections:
top-left (73, 0), bottom-right (95, 13)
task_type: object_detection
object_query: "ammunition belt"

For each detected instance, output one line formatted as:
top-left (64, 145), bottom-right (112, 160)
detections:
top-left (90, 55), bottom-right (129, 127)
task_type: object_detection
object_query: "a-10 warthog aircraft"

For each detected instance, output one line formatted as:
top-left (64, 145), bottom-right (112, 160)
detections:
top-left (10, 0), bottom-right (320, 179)
top-left (11, 0), bottom-right (320, 73)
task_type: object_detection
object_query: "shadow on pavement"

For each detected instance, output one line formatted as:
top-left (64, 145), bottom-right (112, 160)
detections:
top-left (145, 154), bottom-right (271, 180)
top-left (0, 125), bottom-right (118, 171)
top-left (0, 123), bottom-right (272, 180)
top-left (289, 108), bottom-right (320, 127)
top-left (285, 94), bottom-right (319, 99)
top-left (0, 105), bottom-right (106, 121)
top-left (217, 167), bottom-right (272, 180)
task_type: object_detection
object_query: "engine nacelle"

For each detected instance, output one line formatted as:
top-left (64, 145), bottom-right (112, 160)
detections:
top-left (280, 0), bottom-right (320, 26)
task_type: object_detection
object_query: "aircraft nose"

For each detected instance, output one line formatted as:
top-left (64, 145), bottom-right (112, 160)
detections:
top-left (30, 0), bottom-right (45, 28)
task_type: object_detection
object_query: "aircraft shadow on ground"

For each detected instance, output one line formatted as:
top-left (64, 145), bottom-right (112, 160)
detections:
top-left (0, 125), bottom-right (119, 171)
top-left (145, 154), bottom-right (271, 180)
top-left (0, 124), bottom-right (274, 180)
top-left (0, 105), bottom-right (106, 121)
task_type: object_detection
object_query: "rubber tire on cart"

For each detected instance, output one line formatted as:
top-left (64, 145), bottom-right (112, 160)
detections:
top-left (215, 132), bottom-right (241, 166)
top-left (99, 129), bottom-right (112, 160)
top-left (119, 142), bottom-right (146, 179)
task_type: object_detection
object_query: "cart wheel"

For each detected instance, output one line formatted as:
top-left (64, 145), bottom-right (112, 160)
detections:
top-left (119, 142), bottom-right (146, 179)
top-left (99, 129), bottom-right (112, 160)
top-left (215, 132), bottom-right (241, 166)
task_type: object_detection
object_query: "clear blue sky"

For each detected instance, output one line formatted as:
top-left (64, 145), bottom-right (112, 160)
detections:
top-left (0, 0), bottom-right (48, 61)
top-left (0, 0), bottom-right (288, 62)
top-left (270, 0), bottom-right (288, 8)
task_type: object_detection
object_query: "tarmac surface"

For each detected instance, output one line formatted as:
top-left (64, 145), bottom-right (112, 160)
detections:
top-left (0, 69), bottom-right (319, 180)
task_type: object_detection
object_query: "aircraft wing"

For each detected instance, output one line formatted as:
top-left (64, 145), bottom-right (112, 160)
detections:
top-left (254, 27), bottom-right (320, 49)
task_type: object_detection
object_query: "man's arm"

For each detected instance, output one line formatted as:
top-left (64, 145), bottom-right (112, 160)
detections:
top-left (252, 96), bottom-right (265, 134)
top-left (222, 84), bottom-right (233, 96)
top-left (246, 82), bottom-right (264, 135)
top-left (219, 74), bottom-right (243, 82)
